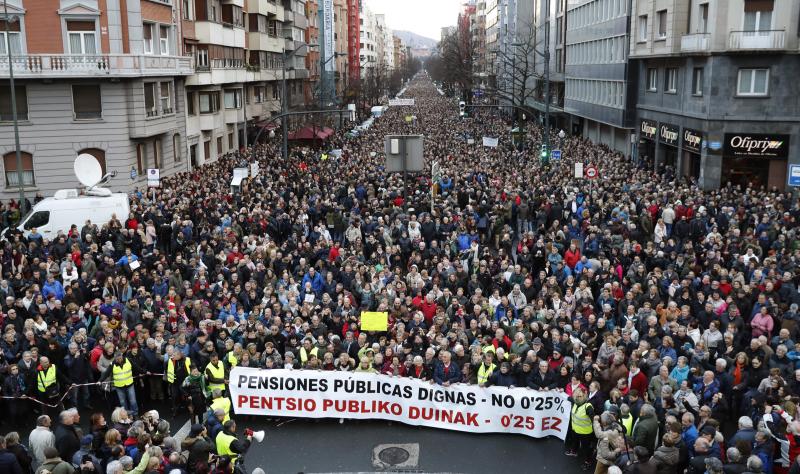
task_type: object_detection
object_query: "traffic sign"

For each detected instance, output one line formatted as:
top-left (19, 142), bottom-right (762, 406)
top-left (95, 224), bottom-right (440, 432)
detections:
top-left (789, 164), bottom-right (800, 187)
top-left (585, 165), bottom-right (598, 180)
top-left (551, 149), bottom-right (562, 161)
top-left (147, 168), bottom-right (160, 187)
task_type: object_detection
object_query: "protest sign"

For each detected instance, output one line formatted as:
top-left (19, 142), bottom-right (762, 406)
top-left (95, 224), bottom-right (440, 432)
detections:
top-left (230, 368), bottom-right (571, 439)
top-left (360, 312), bottom-right (388, 331)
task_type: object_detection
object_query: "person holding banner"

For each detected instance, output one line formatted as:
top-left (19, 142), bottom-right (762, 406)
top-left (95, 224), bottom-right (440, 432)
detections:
top-left (565, 388), bottom-right (595, 467)
top-left (433, 351), bottom-right (462, 386)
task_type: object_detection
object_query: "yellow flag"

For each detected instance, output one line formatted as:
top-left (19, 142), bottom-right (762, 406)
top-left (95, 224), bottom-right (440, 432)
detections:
top-left (360, 312), bottom-right (388, 331)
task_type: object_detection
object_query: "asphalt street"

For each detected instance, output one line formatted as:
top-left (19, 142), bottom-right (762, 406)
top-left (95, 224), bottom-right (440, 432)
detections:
top-left (242, 418), bottom-right (580, 474)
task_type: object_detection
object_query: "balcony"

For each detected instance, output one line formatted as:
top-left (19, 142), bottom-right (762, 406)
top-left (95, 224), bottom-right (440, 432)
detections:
top-left (680, 33), bottom-right (710, 52)
top-left (0, 54), bottom-right (194, 78)
top-left (729, 30), bottom-right (785, 50)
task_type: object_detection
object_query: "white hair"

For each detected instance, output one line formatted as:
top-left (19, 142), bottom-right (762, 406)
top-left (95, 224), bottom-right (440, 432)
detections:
top-left (106, 461), bottom-right (123, 474)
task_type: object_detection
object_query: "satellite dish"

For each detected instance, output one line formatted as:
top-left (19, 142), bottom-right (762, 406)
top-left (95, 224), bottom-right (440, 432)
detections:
top-left (74, 153), bottom-right (103, 188)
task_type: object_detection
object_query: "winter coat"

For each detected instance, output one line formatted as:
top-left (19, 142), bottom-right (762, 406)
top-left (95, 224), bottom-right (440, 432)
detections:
top-left (28, 427), bottom-right (55, 467)
top-left (648, 446), bottom-right (680, 474)
top-left (53, 424), bottom-right (81, 463)
top-left (35, 457), bottom-right (75, 474)
top-left (632, 414), bottom-right (659, 453)
top-left (181, 435), bottom-right (214, 470)
top-left (0, 448), bottom-right (23, 474)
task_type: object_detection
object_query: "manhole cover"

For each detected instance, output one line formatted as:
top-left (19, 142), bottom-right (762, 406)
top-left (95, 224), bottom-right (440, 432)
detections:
top-left (378, 446), bottom-right (410, 465)
top-left (372, 443), bottom-right (419, 470)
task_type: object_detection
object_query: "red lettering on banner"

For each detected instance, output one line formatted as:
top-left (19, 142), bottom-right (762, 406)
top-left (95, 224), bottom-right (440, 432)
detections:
top-left (542, 417), bottom-right (562, 432)
top-left (407, 406), bottom-right (478, 426)
top-left (322, 399), bottom-right (333, 411)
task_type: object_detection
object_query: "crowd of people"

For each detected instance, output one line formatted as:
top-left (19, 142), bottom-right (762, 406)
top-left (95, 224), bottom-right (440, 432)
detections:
top-left (0, 73), bottom-right (797, 474)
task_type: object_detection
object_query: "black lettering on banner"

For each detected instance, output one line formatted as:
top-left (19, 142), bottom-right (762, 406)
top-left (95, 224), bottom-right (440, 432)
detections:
top-left (491, 393), bottom-right (515, 408)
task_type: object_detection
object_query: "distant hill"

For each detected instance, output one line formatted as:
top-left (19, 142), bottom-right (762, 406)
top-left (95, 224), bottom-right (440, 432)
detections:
top-left (393, 30), bottom-right (438, 49)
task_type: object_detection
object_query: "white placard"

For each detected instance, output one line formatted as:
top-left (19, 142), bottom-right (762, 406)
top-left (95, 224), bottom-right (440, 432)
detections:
top-left (147, 168), bottom-right (160, 187)
top-left (389, 98), bottom-right (416, 106)
top-left (574, 162), bottom-right (584, 179)
top-left (482, 137), bottom-right (499, 147)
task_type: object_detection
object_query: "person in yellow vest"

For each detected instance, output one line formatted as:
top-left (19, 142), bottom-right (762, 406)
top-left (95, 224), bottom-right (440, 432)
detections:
top-left (620, 404), bottom-right (633, 436)
top-left (166, 350), bottom-right (191, 416)
top-left (36, 356), bottom-right (72, 419)
top-left (564, 388), bottom-right (595, 466)
top-left (209, 388), bottom-right (232, 424)
top-left (477, 352), bottom-right (496, 387)
top-left (100, 352), bottom-right (144, 417)
top-left (299, 338), bottom-right (319, 366)
top-left (205, 352), bottom-right (227, 395)
top-left (215, 420), bottom-right (252, 468)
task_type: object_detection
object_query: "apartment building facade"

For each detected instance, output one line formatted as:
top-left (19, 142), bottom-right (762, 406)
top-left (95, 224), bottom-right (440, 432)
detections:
top-left (564, 0), bottom-right (636, 154)
top-left (0, 0), bottom-right (193, 199)
top-left (630, 0), bottom-right (800, 189)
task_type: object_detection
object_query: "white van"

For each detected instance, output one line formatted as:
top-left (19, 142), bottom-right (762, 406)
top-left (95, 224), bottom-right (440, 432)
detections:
top-left (15, 189), bottom-right (130, 238)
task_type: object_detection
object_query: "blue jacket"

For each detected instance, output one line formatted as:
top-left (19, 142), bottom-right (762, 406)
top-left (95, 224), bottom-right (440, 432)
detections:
top-left (42, 280), bottom-right (65, 301)
top-left (433, 362), bottom-right (462, 385)
top-left (302, 271), bottom-right (325, 294)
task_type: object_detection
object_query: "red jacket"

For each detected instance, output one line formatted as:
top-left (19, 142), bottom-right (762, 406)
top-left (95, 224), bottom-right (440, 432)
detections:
top-left (564, 249), bottom-right (581, 269)
top-left (629, 369), bottom-right (648, 397)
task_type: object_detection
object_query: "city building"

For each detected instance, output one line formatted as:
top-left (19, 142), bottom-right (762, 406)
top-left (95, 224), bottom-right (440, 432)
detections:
top-left (630, 0), bottom-right (800, 189)
top-left (0, 0), bottom-right (193, 199)
top-left (360, 4), bottom-right (377, 77)
top-left (346, 0), bottom-right (360, 86)
top-left (305, 0), bottom-right (320, 105)
top-left (564, 0), bottom-right (636, 154)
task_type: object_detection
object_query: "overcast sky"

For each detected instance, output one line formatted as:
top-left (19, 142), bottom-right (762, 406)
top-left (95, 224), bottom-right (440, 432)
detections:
top-left (366, 0), bottom-right (462, 41)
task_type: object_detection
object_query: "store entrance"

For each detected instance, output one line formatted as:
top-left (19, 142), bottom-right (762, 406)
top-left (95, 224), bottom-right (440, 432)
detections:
top-left (722, 157), bottom-right (769, 189)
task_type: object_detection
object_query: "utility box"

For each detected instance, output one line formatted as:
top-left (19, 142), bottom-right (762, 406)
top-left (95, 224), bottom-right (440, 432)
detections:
top-left (384, 135), bottom-right (424, 173)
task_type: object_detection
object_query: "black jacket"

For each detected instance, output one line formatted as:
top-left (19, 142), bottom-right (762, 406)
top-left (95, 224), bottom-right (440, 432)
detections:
top-left (54, 423), bottom-right (81, 464)
top-left (0, 449), bottom-right (22, 474)
top-left (528, 370), bottom-right (557, 390)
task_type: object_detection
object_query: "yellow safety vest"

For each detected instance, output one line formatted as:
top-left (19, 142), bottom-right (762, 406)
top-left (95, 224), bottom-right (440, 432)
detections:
top-left (167, 358), bottom-right (191, 384)
top-left (300, 346), bottom-right (318, 364)
top-left (226, 352), bottom-right (238, 368)
top-left (206, 362), bottom-right (226, 391)
top-left (112, 360), bottom-right (134, 388)
top-left (571, 402), bottom-right (593, 434)
top-left (37, 366), bottom-right (57, 393)
top-left (215, 431), bottom-right (237, 459)
top-left (211, 396), bottom-right (232, 424)
top-left (621, 413), bottom-right (633, 435)
top-left (477, 363), bottom-right (496, 385)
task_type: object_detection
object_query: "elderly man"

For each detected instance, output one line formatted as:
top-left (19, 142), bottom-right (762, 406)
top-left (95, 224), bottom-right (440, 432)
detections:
top-left (433, 351), bottom-right (462, 386)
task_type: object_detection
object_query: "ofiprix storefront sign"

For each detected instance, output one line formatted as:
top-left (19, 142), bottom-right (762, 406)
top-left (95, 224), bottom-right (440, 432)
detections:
top-left (724, 133), bottom-right (790, 159)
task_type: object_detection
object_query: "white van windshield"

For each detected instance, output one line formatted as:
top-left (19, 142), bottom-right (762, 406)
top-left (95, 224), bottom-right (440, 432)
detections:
top-left (23, 210), bottom-right (49, 230)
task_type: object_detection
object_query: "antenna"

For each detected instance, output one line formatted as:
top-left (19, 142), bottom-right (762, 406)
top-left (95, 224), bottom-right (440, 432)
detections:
top-left (74, 153), bottom-right (104, 189)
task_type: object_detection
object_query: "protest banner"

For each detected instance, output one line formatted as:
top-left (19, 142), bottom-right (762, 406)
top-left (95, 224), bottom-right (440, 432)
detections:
top-left (360, 311), bottom-right (388, 331)
top-left (482, 137), bottom-right (499, 147)
top-left (230, 367), bottom-right (571, 440)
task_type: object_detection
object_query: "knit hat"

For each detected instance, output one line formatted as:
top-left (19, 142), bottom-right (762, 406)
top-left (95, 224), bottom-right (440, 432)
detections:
top-left (81, 435), bottom-right (94, 446)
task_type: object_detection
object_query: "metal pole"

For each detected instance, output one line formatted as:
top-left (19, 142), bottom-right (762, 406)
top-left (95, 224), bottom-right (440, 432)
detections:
top-left (281, 53), bottom-right (288, 161)
top-left (401, 137), bottom-right (407, 213)
top-left (4, 2), bottom-right (24, 216)
top-left (544, 21), bottom-right (551, 166)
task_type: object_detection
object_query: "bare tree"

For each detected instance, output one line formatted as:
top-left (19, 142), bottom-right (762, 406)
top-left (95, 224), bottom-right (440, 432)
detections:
top-left (486, 21), bottom-right (541, 118)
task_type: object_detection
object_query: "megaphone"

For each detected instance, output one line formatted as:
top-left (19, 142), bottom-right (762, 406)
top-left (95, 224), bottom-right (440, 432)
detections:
top-left (252, 430), bottom-right (265, 443)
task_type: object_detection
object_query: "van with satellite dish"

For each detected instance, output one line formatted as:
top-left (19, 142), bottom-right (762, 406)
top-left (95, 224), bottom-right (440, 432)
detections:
top-left (10, 153), bottom-right (129, 238)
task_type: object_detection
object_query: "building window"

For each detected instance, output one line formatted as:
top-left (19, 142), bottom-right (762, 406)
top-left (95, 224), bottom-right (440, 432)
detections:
top-left (153, 139), bottom-right (161, 169)
top-left (196, 47), bottom-right (209, 68)
top-left (182, 0), bottom-right (192, 20)
top-left (665, 68), bottom-right (677, 93)
top-left (144, 82), bottom-right (158, 117)
top-left (67, 21), bottom-right (97, 55)
top-left (72, 84), bottom-right (102, 119)
top-left (199, 91), bottom-right (219, 113)
top-left (3, 151), bottom-right (34, 186)
top-left (692, 67), bottom-right (704, 95)
top-left (699, 3), bottom-right (709, 33)
top-left (136, 143), bottom-right (146, 174)
top-left (254, 86), bottom-right (265, 103)
top-left (173, 133), bottom-right (181, 162)
top-left (0, 85), bottom-right (28, 121)
top-left (637, 15), bottom-right (647, 42)
top-left (143, 23), bottom-right (154, 54)
top-left (228, 132), bottom-right (233, 149)
top-left (224, 89), bottom-right (242, 109)
top-left (646, 68), bottom-right (657, 91)
top-left (657, 10), bottom-right (667, 39)
top-left (737, 68), bottom-right (769, 96)
top-left (187, 91), bottom-right (196, 115)
top-left (159, 26), bottom-right (170, 55)
top-left (78, 148), bottom-right (107, 175)
top-left (160, 81), bottom-right (173, 114)
top-left (0, 20), bottom-right (22, 55)
top-left (217, 136), bottom-right (223, 155)
top-left (743, 4), bottom-right (773, 32)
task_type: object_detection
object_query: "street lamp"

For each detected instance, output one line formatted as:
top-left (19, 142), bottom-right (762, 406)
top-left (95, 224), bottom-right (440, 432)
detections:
top-left (282, 42), bottom-right (318, 160)
top-left (558, 129), bottom-right (566, 151)
top-left (320, 52), bottom-right (347, 110)
top-left (3, 3), bottom-right (24, 215)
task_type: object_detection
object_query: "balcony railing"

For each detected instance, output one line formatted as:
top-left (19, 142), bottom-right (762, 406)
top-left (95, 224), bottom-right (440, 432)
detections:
top-left (729, 30), bottom-right (785, 50)
top-left (0, 54), bottom-right (194, 78)
top-left (680, 33), bottom-right (710, 52)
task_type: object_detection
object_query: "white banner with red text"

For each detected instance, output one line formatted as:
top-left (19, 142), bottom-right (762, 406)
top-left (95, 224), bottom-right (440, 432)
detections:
top-left (229, 367), bottom-right (571, 440)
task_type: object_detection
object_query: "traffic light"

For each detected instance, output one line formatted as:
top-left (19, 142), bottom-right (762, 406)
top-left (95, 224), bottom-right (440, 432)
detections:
top-left (459, 101), bottom-right (466, 117)
top-left (540, 144), bottom-right (549, 165)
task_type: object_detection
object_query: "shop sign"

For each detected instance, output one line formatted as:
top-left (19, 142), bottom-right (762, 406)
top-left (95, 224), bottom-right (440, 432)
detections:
top-left (659, 123), bottom-right (680, 147)
top-left (724, 133), bottom-right (790, 159)
top-left (683, 128), bottom-right (703, 153)
top-left (640, 120), bottom-right (657, 140)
